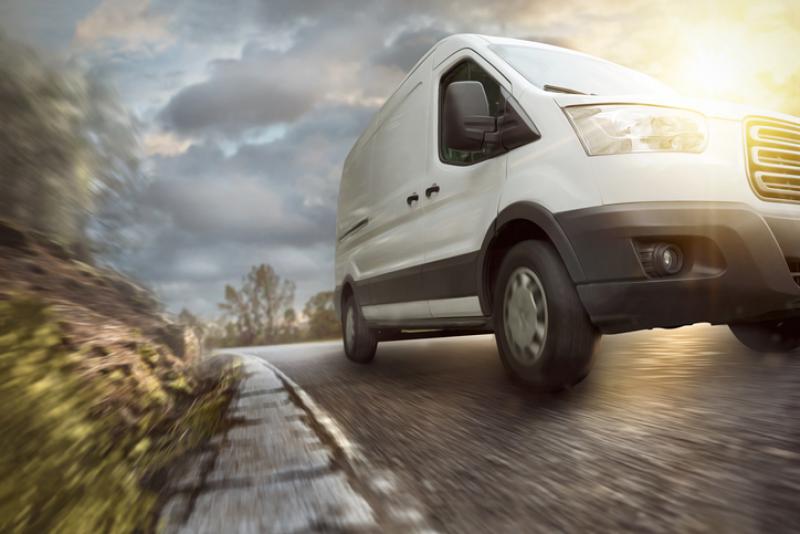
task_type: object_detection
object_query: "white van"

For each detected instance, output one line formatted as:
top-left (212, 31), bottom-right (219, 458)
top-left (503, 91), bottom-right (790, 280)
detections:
top-left (334, 34), bottom-right (800, 391)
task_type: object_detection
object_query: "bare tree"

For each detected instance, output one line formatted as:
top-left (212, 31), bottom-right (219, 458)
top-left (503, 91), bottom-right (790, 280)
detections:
top-left (280, 308), bottom-right (299, 342)
top-left (217, 264), bottom-right (295, 346)
top-left (218, 284), bottom-right (255, 346)
top-left (248, 264), bottom-right (295, 344)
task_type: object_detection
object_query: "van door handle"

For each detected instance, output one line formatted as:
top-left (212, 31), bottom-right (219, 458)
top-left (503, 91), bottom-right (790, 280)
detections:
top-left (406, 193), bottom-right (419, 206)
top-left (425, 183), bottom-right (440, 197)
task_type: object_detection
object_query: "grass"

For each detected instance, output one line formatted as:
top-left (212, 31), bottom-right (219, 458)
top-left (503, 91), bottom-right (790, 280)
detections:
top-left (0, 297), bottom-right (238, 533)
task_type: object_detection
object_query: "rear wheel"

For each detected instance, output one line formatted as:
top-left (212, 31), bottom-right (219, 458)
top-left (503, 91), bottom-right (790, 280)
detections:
top-left (729, 319), bottom-right (800, 353)
top-left (493, 241), bottom-right (598, 391)
top-left (342, 294), bottom-right (377, 363)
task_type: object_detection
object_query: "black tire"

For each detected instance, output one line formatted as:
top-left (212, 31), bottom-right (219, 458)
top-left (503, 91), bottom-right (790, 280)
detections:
top-left (729, 319), bottom-right (800, 353)
top-left (493, 240), bottom-right (599, 391)
top-left (342, 294), bottom-right (377, 364)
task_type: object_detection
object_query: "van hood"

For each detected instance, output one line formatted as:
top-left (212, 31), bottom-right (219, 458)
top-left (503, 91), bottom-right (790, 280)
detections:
top-left (552, 93), bottom-right (800, 124)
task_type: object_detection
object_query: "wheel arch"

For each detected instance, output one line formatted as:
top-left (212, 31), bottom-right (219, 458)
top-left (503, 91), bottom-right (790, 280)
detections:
top-left (477, 201), bottom-right (585, 314)
top-left (335, 277), bottom-right (356, 322)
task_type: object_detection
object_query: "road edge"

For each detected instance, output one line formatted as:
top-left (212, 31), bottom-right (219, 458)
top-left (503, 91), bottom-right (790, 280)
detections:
top-left (245, 353), bottom-right (436, 533)
top-left (160, 351), bottom-right (434, 533)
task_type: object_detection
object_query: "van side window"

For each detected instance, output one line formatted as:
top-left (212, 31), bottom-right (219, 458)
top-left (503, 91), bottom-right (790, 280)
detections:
top-left (439, 60), bottom-right (506, 165)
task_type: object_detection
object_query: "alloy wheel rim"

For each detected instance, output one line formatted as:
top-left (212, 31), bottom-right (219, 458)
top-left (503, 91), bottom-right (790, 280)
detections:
top-left (503, 267), bottom-right (548, 366)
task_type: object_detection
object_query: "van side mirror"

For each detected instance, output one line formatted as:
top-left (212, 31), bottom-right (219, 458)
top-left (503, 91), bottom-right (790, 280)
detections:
top-left (498, 100), bottom-right (541, 150)
top-left (443, 81), bottom-right (497, 151)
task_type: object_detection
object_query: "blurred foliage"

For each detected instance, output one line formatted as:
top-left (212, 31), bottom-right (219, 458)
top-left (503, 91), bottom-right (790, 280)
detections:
top-left (0, 297), bottom-right (237, 533)
top-left (178, 307), bottom-right (205, 336)
top-left (177, 307), bottom-right (206, 346)
top-left (282, 307), bottom-right (300, 341)
top-left (0, 34), bottom-right (140, 257)
top-left (303, 291), bottom-right (340, 340)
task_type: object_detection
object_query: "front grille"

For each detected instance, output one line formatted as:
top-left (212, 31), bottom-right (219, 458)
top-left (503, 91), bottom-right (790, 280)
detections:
top-left (788, 258), bottom-right (800, 287)
top-left (745, 117), bottom-right (800, 203)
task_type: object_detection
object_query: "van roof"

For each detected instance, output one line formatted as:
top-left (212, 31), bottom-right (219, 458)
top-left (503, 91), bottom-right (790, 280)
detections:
top-left (394, 33), bottom-right (589, 97)
top-left (343, 34), bottom-right (585, 170)
top-left (435, 33), bottom-right (583, 56)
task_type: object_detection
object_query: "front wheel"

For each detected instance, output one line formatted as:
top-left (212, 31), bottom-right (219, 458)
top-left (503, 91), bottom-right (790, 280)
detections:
top-left (493, 240), bottom-right (599, 392)
top-left (342, 294), bottom-right (377, 363)
top-left (729, 319), bottom-right (800, 353)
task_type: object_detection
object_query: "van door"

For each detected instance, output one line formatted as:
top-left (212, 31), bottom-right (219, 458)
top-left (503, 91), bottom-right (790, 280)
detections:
top-left (419, 52), bottom-right (511, 319)
top-left (355, 69), bottom-right (431, 322)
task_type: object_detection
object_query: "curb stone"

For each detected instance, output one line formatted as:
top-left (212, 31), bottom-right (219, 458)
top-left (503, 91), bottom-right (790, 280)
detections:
top-left (160, 353), bottom-right (435, 533)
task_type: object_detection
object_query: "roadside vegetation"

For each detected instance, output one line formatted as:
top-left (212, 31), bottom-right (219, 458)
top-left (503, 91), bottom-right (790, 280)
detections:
top-left (0, 221), bottom-right (240, 533)
top-left (0, 298), bottom-right (237, 533)
top-left (0, 35), bottom-right (238, 533)
top-left (0, 222), bottom-right (240, 533)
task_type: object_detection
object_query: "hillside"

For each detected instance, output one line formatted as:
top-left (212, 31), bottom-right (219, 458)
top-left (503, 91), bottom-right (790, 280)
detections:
top-left (0, 220), bottom-right (238, 533)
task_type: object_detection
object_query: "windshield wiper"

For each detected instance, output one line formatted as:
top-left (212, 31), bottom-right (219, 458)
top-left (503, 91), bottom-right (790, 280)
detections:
top-left (543, 84), bottom-right (590, 95)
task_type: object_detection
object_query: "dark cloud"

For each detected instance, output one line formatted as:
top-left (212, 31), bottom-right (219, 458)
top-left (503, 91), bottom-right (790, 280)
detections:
top-left (158, 53), bottom-right (319, 135)
top-left (154, 0), bottom-right (575, 139)
top-left (254, 0), bottom-right (369, 28)
top-left (144, 175), bottom-right (322, 245)
top-left (148, 105), bottom-right (375, 245)
top-left (156, 13), bottom-right (392, 139)
top-left (372, 28), bottom-right (450, 72)
top-left (155, 1), bottom-right (521, 139)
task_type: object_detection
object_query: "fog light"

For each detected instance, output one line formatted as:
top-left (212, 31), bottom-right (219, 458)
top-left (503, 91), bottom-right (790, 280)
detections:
top-left (637, 242), bottom-right (685, 277)
top-left (652, 243), bottom-right (684, 276)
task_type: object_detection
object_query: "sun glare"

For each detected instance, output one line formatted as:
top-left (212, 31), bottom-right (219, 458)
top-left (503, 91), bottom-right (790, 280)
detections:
top-left (681, 49), bottom-right (741, 97)
top-left (672, 25), bottom-right (756, 101)
top-left (663, 13), bottom-right (800, 114)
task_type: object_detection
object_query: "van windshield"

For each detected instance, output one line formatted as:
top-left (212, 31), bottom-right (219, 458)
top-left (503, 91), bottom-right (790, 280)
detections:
top-left (490, 44), bottom-right (675, 97)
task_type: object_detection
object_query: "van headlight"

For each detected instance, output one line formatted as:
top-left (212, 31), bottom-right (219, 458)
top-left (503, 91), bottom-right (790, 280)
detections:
top-left (564, 105), bottom-right (708, 156)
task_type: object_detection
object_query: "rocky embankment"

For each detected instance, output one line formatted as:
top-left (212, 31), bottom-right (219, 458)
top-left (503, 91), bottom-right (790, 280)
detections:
top-left (0, 221), bottom-right (238, 533)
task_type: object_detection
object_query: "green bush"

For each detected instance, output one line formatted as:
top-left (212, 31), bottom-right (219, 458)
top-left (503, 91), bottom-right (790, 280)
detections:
top-left (0, 298), bottom-right (235, 533)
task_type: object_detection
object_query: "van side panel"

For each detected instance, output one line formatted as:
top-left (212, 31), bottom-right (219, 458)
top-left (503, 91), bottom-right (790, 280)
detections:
top-left (335, 137), bottom-right (373, 289)
top-left (354, 70), bottom-right (431, 289)
top-left (337, 147), bottom-right (371, 239)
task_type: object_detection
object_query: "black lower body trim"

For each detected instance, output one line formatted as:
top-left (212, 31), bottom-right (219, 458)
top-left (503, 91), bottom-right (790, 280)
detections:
top-left (375, 327), bottom-right (492, 342)
top-left (354, 252), bottom-right (480, 306)
top-left (558, 202), bottom-right (800, 333)
top-left (369, 316), bottom-right (491, 330)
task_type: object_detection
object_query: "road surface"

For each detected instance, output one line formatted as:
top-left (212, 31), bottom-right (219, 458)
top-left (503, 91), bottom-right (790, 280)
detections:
top-left (239, 325), bottom-right (800, 533)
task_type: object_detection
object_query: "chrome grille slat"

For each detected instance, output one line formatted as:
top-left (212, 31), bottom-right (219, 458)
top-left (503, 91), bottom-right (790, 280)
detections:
top-left (751, 125), bottom-right (800, 149)
top-left (755, 171), bottom-right (800, 190)
top-left (746, 117), bottom-right (800, 202)
top-left (752, 147), bottom-right (800, 172)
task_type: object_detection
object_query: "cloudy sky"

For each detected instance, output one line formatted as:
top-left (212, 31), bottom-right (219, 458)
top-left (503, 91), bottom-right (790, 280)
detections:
top-left (2, 0), bottom-right (799, 317)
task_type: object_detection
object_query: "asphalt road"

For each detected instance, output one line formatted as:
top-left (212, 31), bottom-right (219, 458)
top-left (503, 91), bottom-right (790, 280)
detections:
top-left (240, 325), bottom-right (800, 533)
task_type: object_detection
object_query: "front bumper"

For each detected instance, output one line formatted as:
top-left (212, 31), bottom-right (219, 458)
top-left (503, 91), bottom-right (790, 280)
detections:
top-left (556, 202), bottom-right (800, 334)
